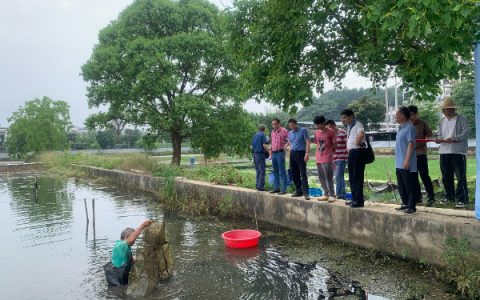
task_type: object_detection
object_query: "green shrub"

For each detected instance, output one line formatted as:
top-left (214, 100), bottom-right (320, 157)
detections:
top-left (444, 237), bottom-right (480, 299)
top-left (208, 165), bottom-right (243, 185)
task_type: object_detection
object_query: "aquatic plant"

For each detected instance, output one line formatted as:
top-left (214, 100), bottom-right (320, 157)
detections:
top-left (444, 237), bottom-right (480, 299)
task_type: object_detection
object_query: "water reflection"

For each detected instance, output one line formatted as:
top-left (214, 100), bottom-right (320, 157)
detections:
top-left (0, 175), bottom-right (451, 299)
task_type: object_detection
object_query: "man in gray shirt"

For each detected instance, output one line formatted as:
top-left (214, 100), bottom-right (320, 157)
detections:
top-left (437, 97), bottom-right (469, 208)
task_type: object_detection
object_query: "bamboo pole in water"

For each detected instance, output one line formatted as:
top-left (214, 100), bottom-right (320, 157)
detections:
top-left (253, 206), bottom-right (259, 232)
top-left (84, 198), bottom-right (89, 224)
top-left (92, 198), bottom-right (96, 230)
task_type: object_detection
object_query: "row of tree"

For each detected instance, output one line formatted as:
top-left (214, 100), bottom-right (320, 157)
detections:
top-left (79, 0), bottom-right (477, 164)
top-left (4, 78), bottom-right (476, 157)
top-left (4, 0), bottom-right (478, 161)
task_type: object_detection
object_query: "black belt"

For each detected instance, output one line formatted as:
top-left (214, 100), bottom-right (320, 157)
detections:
top-left (272, 150), bottom-right (284, 153)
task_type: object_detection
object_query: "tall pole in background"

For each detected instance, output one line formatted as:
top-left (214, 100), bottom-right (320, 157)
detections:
top-left (475, 41), bottom-right (480, 219)
top-left (394, 75), bottom-right (399, 112)
top-left (385, 80), bottom-right (389, 130)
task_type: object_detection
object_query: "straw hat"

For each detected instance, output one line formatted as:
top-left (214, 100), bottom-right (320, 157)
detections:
top-left (440, 97), bottom-right (457, 109)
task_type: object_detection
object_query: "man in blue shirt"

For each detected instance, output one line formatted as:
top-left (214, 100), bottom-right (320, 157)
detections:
top-left (287, 118), bottom-right (310, 200)
top-left (394, 107), bottom-right (418, 214)
top-left (252, 125), bottom-right (269, 191)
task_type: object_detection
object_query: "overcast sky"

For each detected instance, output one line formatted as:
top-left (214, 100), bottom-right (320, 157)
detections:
top-left (0, 0), bottom-right (371, 127)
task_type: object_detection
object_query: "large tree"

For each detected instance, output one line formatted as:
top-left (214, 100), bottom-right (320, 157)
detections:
top-left (6, 97), bottom-right (72, 157)
top-left (229, 0), bottom-right (478, 111)
top-left (82, 0), bottom-right (247, 165)
top-left (85, 108), bottom-right (128, 144)
top-left (347, 95), bottom-right (385, 130)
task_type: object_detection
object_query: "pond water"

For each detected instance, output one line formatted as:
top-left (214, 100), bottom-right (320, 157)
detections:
top-left (0, 174), bottom-right (454, 299)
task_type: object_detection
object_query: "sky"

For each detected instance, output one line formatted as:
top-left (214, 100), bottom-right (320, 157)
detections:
top-left (0, 0), bottom-right (372, 128)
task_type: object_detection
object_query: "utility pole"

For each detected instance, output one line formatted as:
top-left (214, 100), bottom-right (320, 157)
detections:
top-left (475, 41), bottom-right (480, 219)
top-left (385, 80), bottom-right (389, 131)
top-left (394, 74), bottom-right (399, 112)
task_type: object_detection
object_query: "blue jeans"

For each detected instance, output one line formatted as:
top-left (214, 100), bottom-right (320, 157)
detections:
top-left (254, 152), bottom-right (266, 190)
top-left (272, 151), bottom-right (287, 192)
top-left (335, 160), bottom-right (347, 198)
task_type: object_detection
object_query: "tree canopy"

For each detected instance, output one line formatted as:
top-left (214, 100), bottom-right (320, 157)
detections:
top-left (347, 95), bottom-right (385, 130)
top-left (6, 97), bottom-right (72, 157)
top-left (229, 0), bottom-right (479, 112)
top-left (82, 0), bottom-right (250, 164)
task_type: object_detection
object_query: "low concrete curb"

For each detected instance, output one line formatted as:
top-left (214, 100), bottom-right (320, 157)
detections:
top-left (78, 165), bottom-right (479, 266)
top-left (0, 162), bottom-right (41, 173)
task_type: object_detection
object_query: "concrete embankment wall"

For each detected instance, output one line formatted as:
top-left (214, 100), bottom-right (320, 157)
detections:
top-left (0, 162), bottom-right (41, 173)
top-left (78, 165), bottom-right (480, 266)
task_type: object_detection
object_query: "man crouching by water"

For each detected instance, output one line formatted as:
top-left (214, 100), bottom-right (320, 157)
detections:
top-left (104, 219), bottom-right (153, 286)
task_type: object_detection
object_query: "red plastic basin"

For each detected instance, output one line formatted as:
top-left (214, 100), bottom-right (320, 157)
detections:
top-left (221, 229), bottom-right (261, 248)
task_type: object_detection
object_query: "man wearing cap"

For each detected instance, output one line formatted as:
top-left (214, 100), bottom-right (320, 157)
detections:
top-left (437, 97), bottom-right (469, 208)
top-left (408, 105), bottom-right (436, 207)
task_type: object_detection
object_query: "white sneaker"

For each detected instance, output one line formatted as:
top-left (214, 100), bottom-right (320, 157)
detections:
top-left (318, 195), bottom-right (329, 201)
top-left (328, 196), bottom-right (336, 203)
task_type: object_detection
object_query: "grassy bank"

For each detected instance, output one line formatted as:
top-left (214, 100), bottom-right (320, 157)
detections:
top-left (37, 151), bottom-right (476, 209)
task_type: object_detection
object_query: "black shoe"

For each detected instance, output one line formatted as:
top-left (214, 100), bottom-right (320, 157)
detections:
top-left (304, 195), bottom-right (310, 200)
top-left (291, 193), bottom-right (304, 197)
top-left (455, 202), bottom-right (466, 208)
top-left (257, 189), bottom-right (265, 191)
top-left (349, 203), bottom-right (364, 208)
top-left (269, 190), bottom-right (280, 194)
top-left (395, 205), bottom-right (407, 210)
top-left (345, 200), bottom-right (352, 205)
top-left (404, 208), bottom-right (416, 214)
top-left (279, 191), bottom-right (287, 195)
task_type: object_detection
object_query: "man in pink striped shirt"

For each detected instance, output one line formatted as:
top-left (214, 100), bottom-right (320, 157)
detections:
top-left (269, 118), bottom-right (289, 194)
top-left (326, 120), bottom-right (348, 199)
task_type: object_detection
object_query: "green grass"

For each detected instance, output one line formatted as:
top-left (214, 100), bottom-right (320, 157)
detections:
top-left (306, 155), bottom-right (477, 182)
top-left (38, 152), bottom-right (477, 208)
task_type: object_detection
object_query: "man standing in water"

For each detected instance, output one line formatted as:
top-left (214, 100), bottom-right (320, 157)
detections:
top-left (408, 105), bottom-right (436, 207)
top-left (269, 118), bottom-right (289, 194)
top-left (252, 125), bottom-right (269, 191)
top-left (437, 97), bottom-right (469, 208)
top-left (340, 109), bottom-right (366, 207)
top-left (287, 118), bottom-right (310, 200)
top-left (395, 107), bottom-right (418, 214)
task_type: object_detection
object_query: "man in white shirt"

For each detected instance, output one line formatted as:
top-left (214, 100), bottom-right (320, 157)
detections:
top-left (437, 97), bottom-right (469, 208)
top-left (340, 109), bottom-right (366, 208)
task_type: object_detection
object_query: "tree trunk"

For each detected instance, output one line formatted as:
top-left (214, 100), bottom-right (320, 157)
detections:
top-left (171, 130), bottom-right (182, 165)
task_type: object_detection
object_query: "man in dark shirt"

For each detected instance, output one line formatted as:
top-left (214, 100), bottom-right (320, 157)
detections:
top-left (252, 125), bottom-right (269, 191)
top-left (408, 105), bottom-right (435, 206)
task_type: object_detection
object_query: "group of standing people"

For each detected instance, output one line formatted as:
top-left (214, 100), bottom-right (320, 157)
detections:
top-left (251, 96), bottom-right (470, 213)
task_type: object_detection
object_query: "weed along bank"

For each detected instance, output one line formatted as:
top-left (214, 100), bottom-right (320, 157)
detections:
top-left (78, 165), bottom-right (480, 267)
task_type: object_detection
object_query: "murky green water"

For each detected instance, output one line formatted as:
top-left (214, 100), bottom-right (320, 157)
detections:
top-left (0, 174), bottom-right (454, 299)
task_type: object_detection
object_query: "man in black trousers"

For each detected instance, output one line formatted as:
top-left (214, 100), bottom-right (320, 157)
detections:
top-left (340, 109), bottom-right (366, 208)
top-left (395, 107), bottom-right (418, 214)
top-left (287, 118), bottom-right (310, 200)
top-left (408, 105), bottom-right (436, 206)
